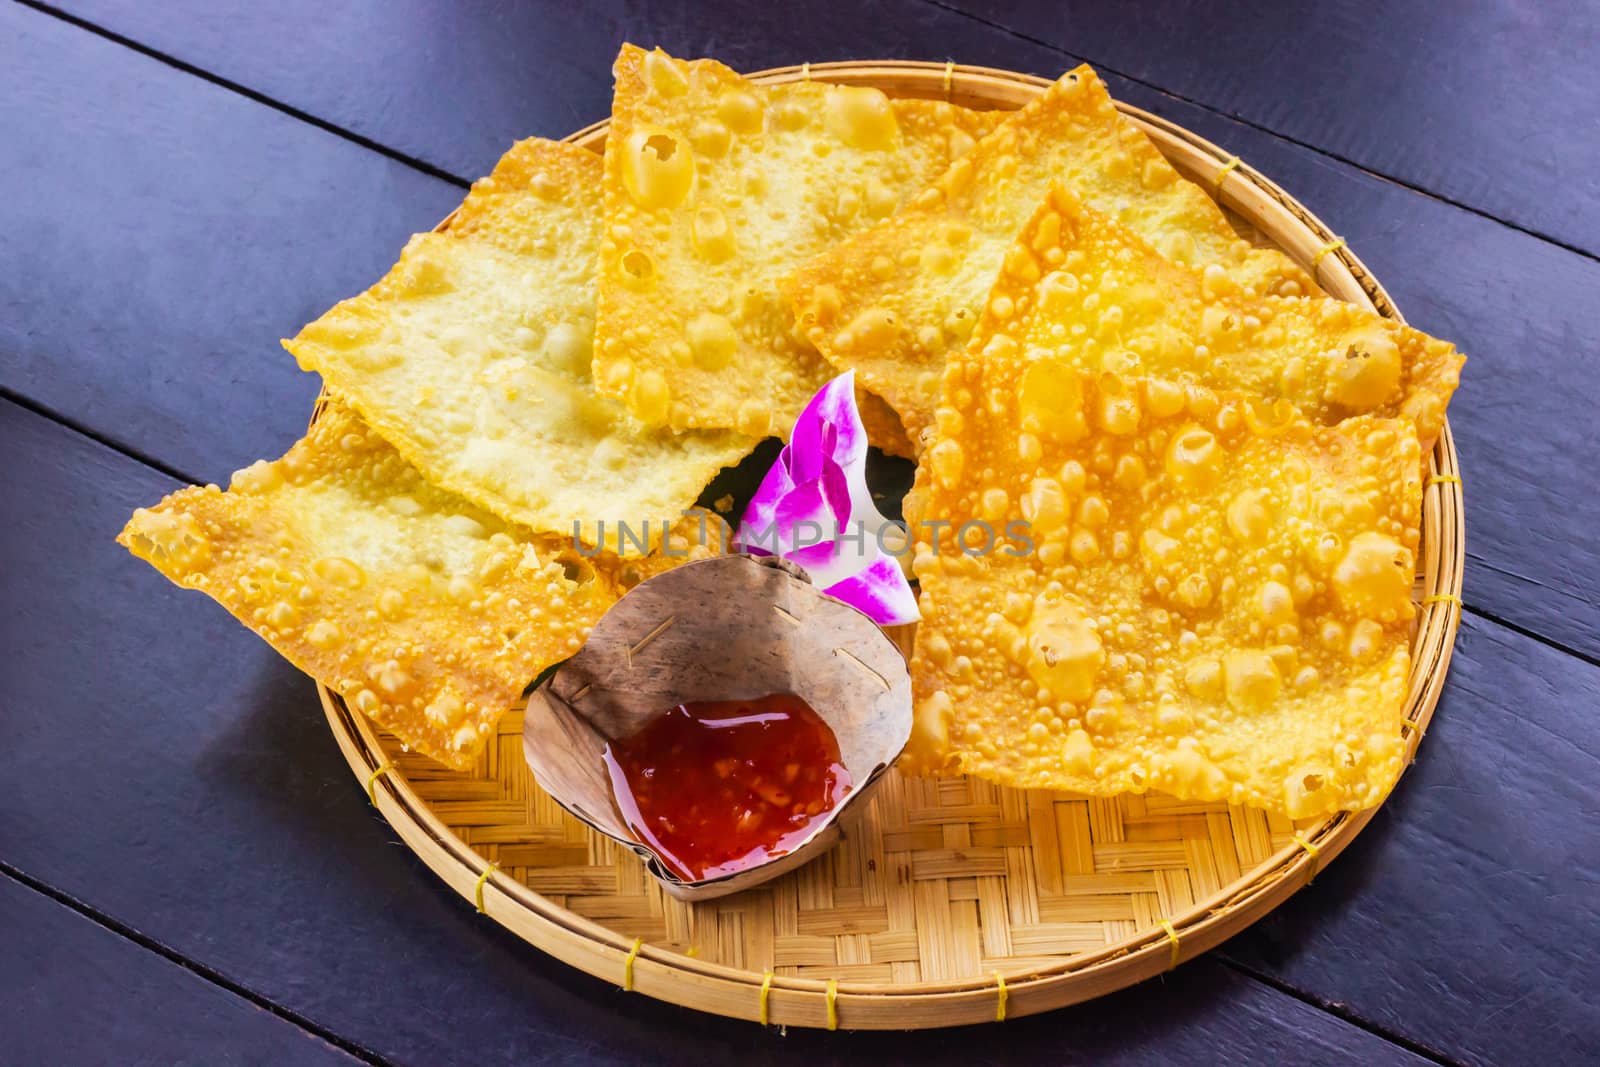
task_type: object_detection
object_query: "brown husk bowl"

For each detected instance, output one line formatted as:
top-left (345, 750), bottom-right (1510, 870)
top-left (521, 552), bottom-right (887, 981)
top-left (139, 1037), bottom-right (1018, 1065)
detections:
top-left (522, 553), bottom-right (913, 901)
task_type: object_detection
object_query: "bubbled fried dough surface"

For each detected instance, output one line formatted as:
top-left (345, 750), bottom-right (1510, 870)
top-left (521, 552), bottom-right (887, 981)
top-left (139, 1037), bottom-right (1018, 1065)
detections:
top-left (283, 138), bottom-right (753, 555)
top-left (857, 389), bottom-right (916, 458)
top-left (117, 402), bottom-right (722, 770)
top-left (592, 44), bottom-right (1003, 438)
top-left (906, 359), bottom-right (1423, 817)
top-left (789, 64), bottom-right (1319, 441)
top-left (975, 185), bottom-right (1463, 456)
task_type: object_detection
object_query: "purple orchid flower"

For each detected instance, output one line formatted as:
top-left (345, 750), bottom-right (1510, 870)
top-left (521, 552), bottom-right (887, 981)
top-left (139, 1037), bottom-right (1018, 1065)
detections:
top-left (734, 372), bottom-right (920, 626)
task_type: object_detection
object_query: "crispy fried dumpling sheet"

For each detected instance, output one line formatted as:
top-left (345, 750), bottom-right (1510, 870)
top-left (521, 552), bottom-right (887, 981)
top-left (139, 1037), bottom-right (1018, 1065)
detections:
top-left (790, 65), bottom-right (1319, 442)
top-left (905, 342), bottom-right (1423, 817)
top-left (119, 402), bottom-right (723, 770)
top-left (284, 138), bottom-right (752, 554)
top-left (857, 390), bottom-right (915, 458)
top-left (969, 185), bottom-right (1463, 455)
top-left (592, 44), bottom-right (1003, 439)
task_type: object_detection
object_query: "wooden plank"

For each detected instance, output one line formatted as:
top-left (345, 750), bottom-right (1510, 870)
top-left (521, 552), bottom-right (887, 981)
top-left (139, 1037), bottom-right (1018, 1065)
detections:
top-left (71, 0), bottom-right (1596, 259)
top-left (28, 0), bottom-right (1022, 185)
top-left (0, 876), bottom-right (358, 1065)
top-left (0, 2), bottom-right (462, 482)
top-left (1219, 611), bottom-right (1600, 1062)
top-left (3, 1), bottom-right (1595, 1056)
top-left (9, 4), bottom-right (1599, 659)
top-left (0, 397), bottom-right (1431, 1063)
top-left (942, 0), bottom-right (1600, 256)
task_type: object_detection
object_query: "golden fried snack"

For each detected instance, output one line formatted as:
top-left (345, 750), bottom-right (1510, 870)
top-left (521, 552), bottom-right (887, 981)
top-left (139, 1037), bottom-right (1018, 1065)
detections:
top-left (592, 44), bottom-right (1002, 438)
top-left (905, 352), bottom-right (1423, 818)
top-left (857, 389), bottom-right (915, 458)
top-left (965, 185), bottom-right (1463, 455)
top-left (119, 402), bottom-right (722, 770)
top-left (284, 138), bottom-right (752, 554)
top-left (790, 65), bottom-right (1318, 442)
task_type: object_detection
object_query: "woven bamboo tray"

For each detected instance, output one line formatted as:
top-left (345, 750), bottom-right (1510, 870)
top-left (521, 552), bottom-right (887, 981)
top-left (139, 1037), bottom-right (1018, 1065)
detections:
top-left (316, 61), bottom-right (1464, 1030)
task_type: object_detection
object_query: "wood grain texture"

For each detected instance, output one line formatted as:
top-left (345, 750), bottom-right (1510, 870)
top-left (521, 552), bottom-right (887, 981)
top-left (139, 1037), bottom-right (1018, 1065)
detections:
top-left (59, 0), bottom-right (1597, 262)
top-left (9, 1), bottom-right (1598, 658)
top-left (0, 876), bottom-right (359, 1066)
top-left (0, 396), bottom-right (1435, 1063)
top-left (1223, 611), bottom-right (1600, 1066)
top-left (0, 2), bottom-right (462, 481)
top-left (944, 0), bottom-right (1600, 257)
top-left (48, 0), bottom-right (1053, 183)
top-left (2, 0), bottom-right (1595, 1056)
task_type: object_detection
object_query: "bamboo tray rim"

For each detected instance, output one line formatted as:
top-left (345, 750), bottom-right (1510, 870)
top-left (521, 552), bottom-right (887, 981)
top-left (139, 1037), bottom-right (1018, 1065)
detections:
top-left (315, 58), bottom-right (1464, 1027)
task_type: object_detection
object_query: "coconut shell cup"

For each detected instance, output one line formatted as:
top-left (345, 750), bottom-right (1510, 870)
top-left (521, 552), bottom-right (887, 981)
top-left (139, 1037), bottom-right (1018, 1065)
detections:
top-left (522, 553), bottom-right (913, 901)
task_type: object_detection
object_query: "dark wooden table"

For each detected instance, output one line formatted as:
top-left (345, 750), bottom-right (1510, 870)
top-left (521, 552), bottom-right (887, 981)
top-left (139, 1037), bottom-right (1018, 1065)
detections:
top-left (3, 2), bottom-right (1596, 1063)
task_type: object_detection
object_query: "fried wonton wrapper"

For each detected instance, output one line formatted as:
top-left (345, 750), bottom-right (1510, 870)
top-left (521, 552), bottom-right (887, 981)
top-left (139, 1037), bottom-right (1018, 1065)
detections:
top-left (592, 44), bottom-right (1002, 439)
top-left (905, 364), bottom-right (1422, 817)
top-left (118, 402), bottom-right (725, 770)
top-left (284, 138), bottom-right (753, 554)
top-left (974, 185), bottom-right (1463, 455)
top-left (790, 65), bottom-right (1318, 442)
top-left (857, 390), bottom-right (915, 458)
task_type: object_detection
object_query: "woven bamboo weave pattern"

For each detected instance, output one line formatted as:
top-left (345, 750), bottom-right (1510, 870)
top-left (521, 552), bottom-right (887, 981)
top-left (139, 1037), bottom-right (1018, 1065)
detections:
top-left (376, 713), bottom-right (1318, 982)
top-left (319, 61), bottom-right (1463, 1026)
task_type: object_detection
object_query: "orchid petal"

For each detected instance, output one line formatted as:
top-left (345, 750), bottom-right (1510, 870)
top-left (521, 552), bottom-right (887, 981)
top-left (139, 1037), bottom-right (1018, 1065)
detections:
top-left (842, 476), bottom-right (893, 548)
top-left (767, 480), bottom-right (842, 556)
top-left (736, 448), bottom-right (796, 546)
top-left (789, 370), bottom-right (866, 484)
top-left (785, 539), bottom-right (861, 590)
top-left (824, 553), bottom-right (921, 626)
top-left (816, 454), bottom-right (852, 532)
top-left (735, 371), bottom-right (920, 627)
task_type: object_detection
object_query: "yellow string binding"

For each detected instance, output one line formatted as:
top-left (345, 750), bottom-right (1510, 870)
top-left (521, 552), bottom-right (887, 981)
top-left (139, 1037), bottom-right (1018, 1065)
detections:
top-left (759, 970), bottom-right (774, 1026)
top-left (1423, 593), bottom-right (1462, 609)
top-left (622, 937), bottom-right (643, 992)
top-left (943, 59), bottom-right (955, 99)
top-left (800, 61), bottom-right (811, 83)
top-left (1293, 832), bottom-right (1322, 880)
top-left (1428, 474), bottom-right (1462, 486)
top-left (364, 762), bottom-right (394, 806)
top-left (825, 978), bottom-right (839, 1031)
top-left (1158, 918), bottom-right (1180, 970)
top-left (473, 864), bottom-right (498, 914)
top-left (1312, 237), bottom-right (1346, 268)
top-left (1212, 155), bottom-right (1242, 195)
top-left (994, 971), bottom-right (1008, 1022)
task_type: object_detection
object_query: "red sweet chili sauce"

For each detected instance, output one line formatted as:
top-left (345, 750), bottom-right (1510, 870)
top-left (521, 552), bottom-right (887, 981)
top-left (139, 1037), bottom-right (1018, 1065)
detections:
top-left (603, 693), bottom-right (853, 882)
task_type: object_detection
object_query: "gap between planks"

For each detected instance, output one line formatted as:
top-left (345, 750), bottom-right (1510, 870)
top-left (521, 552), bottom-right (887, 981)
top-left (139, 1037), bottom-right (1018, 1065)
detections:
top-left (0, 858), bottom-right (395, 1066)
top-left (915, 0), bottom-right (1600, 266)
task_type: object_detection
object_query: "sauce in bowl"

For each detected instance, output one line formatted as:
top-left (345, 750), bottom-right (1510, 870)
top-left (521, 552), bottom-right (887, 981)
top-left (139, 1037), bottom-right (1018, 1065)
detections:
top-left (603, 693), bottom-right (853, 882)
